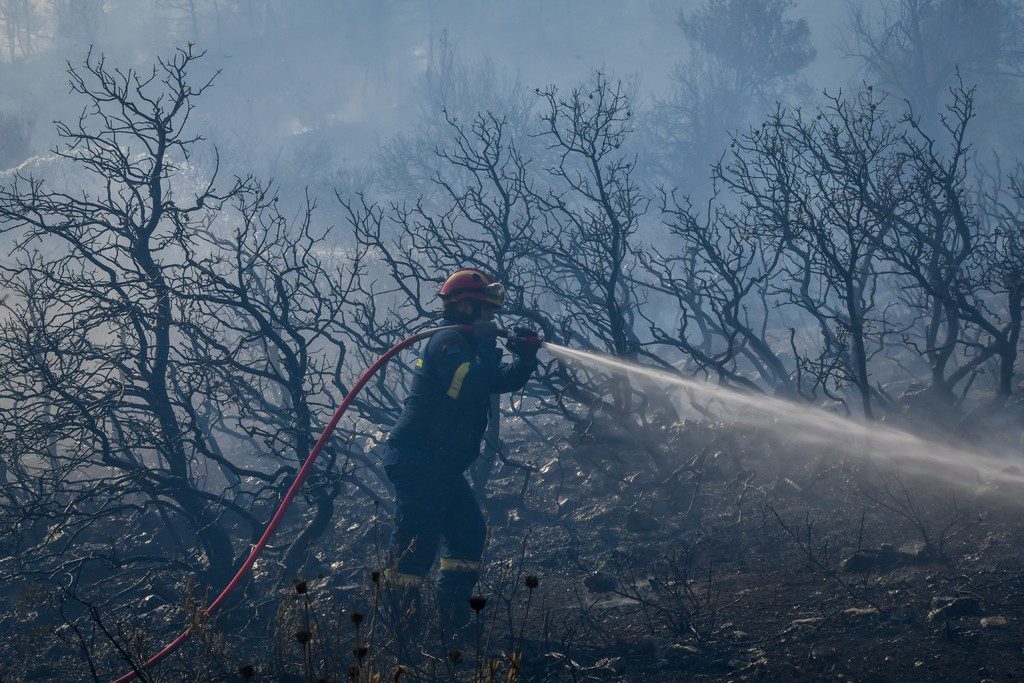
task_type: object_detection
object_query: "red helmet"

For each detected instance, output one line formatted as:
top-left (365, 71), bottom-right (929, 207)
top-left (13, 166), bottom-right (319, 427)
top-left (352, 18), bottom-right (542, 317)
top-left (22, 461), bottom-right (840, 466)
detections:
top-left (438, 268), bottom-right (505, 307)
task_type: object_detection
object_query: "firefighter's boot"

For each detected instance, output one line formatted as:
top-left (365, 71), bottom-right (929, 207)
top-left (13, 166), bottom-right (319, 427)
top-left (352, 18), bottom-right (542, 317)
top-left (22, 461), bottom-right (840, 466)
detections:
top-left (437, 557), bottom-right (480, 632)
top-left (383, 571), bottom-right (425, 644)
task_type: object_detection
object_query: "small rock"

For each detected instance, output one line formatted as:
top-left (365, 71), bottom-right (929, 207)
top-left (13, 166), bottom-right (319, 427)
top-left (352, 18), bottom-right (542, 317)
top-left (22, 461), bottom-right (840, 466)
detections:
top-left (841, 544), bottom-right (918, 573)
top-left (538, 652), bottom-right (582, 676)
top-left (980, 615), bottom-right (1009, 629)
top-left (140, 594), bottom-right (164, 609)
top-left (665, 643), bottom-right (701, 660)
top-left (928, 596), bottom-right (983, 621)
top-left (592, 656), bottom-right (622, 672)
top-left (538, 458), bottom-right (560, 478)
top-left (584, 571), bottom-right (617, 594)
top-left (557, 496), bottom-right (577, 513)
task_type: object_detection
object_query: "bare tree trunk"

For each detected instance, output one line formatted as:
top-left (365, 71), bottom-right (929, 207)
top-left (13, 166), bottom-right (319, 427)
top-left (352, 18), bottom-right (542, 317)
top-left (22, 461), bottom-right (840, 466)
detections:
top-left (847, 287), bottom-right (874, 420)
top-left (280, 486), bottom-right (335, 579)
top-left (997, 288), bottom-right (1023, 398)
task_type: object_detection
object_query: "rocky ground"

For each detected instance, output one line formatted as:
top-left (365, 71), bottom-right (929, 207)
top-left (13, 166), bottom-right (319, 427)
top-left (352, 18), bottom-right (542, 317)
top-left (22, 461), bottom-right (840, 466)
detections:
top-left (463, 416), bottom-right (1024, 682)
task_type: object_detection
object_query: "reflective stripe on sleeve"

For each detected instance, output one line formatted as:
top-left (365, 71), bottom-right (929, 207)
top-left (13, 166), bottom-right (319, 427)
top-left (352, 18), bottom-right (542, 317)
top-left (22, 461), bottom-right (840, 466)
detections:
top-left (384, 569), bottom-right (424, 587)
top-left (439, 557), bottom-right (480, 573)
top-left (446, 361), bottom-right (472, 399)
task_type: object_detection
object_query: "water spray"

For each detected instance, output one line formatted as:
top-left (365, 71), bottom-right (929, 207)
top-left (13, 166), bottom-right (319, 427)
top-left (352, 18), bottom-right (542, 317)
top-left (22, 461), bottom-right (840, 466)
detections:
top-left (545, 343), bottom-right (1024, 489)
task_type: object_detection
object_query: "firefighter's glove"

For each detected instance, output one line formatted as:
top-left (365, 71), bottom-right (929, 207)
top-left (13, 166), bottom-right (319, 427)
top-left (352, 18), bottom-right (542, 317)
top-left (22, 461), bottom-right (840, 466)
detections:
top-left (506, 325), bottom-right (540, 361)
top-left (472, 319), bottom-right (500, 349)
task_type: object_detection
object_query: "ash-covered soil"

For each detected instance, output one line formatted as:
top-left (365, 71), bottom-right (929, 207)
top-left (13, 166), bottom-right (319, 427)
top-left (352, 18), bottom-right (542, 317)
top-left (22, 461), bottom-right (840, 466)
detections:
top-left (447, 416), bottom-right (1024, 681)
top-left (5, 415), bottom-right (1023, 682)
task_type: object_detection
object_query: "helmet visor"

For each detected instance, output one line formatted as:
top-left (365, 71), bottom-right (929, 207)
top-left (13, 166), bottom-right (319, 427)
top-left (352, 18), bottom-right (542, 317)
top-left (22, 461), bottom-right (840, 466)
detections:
top-left (484, 282), bottom-right (505, 307)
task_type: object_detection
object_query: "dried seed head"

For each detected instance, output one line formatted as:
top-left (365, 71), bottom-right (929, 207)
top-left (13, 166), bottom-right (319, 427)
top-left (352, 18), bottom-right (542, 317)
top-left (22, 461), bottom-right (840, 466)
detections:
top-left (295, 629), bottom-right (312, 645)
top-left (468, 595), bottom-right (486, 612)
top-left (354, 645), bottom-right (369, 660)
top-left (294, 579), bottom-right (308, 595)
top-left (449, 649), bottom-right (463, 665)
top-left (524, 575), bottom-right (539, 589)
top-left (371, 570), bottom-right (381, 584)
top-left (392, 665), bottom-right (407, 681)
top-left (349, 611), bottom-right (365, 626)
top-left (238, 664), bottom-right (255, 679)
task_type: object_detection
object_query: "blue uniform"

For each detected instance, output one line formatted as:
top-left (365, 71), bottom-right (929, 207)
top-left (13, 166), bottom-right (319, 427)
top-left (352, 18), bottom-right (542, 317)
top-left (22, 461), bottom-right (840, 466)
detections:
top-left (383, 322), bottom-right (536, 624)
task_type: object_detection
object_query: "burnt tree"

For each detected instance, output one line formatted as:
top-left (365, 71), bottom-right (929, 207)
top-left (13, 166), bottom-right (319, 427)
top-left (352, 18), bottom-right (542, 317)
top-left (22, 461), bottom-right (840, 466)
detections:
top-left (0, 47), bottom-right (243, 587)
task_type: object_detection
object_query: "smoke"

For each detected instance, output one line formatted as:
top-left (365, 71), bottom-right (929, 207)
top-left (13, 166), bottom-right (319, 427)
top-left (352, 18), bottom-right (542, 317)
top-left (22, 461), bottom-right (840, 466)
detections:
top-left (545, 343), bottom-right (1024, 493)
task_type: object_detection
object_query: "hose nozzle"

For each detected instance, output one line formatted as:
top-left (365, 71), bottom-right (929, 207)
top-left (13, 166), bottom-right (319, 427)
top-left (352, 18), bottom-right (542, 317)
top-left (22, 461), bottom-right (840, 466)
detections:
top-left (516, 333), bottom-right (545, 349)
top-left (499, 327), bottom-right (544, 348)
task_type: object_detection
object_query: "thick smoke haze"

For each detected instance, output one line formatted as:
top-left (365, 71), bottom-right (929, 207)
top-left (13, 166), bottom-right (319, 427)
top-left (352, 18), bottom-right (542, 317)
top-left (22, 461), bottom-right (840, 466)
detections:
top-left (0, 1), bottom-right (887, 187)
top-left (2, 2), bottom-right (1024, 681)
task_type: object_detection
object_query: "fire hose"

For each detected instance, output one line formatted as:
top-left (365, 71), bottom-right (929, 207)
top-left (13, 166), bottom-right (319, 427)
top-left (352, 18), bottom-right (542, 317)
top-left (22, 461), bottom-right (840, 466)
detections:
top-left (112, 324), bottom-right (542, 683)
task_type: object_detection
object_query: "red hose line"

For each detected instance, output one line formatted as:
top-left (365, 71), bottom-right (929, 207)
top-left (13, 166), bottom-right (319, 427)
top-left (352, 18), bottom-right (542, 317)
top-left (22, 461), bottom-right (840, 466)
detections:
top-left (112, 326), bottom-right (459, 683)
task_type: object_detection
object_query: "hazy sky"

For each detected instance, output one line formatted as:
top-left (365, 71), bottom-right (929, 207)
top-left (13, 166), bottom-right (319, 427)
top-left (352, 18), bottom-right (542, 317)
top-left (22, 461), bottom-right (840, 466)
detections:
top-left (0, 0), bottom-right (870, 175)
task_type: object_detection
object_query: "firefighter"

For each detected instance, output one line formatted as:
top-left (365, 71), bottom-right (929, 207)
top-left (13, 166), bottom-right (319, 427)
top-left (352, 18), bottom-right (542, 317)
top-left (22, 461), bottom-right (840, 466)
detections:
top-left (382, 268), bottom-right (538, 633)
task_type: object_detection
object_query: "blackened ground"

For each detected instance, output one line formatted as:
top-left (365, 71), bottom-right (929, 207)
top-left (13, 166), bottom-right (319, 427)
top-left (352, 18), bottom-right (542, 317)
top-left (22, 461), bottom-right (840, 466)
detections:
top-left (468, 416), bottom-right (1024, 682)
top-left (4, 413), bottom-right (1023, 681)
